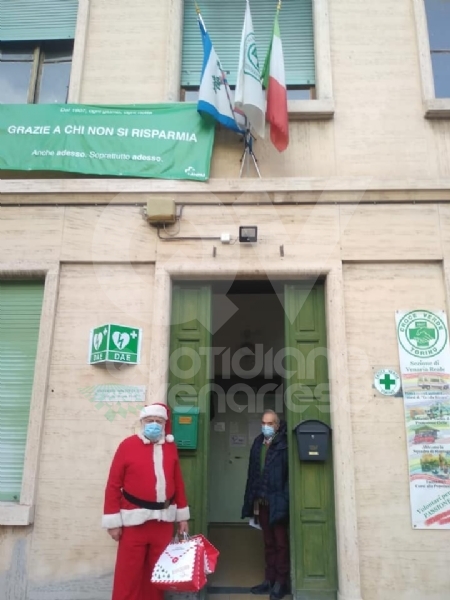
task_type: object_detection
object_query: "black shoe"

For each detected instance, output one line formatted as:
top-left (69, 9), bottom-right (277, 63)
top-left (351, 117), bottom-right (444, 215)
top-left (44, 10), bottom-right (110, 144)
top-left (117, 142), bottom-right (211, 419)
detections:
top-left (270, 582), bottom-right (288, 600)
top-left (251, 580), bottom-right (273, 594)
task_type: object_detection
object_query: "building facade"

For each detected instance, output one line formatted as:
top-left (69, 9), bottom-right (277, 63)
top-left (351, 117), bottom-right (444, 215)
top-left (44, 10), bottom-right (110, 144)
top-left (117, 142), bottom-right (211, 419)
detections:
top-left (1, 1), bottom-right (450, 599)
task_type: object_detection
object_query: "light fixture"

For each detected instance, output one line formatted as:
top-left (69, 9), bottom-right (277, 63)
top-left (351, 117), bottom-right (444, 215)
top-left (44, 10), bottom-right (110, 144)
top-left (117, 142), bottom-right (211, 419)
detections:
top-left (239, 226), bottom-right (258, 243)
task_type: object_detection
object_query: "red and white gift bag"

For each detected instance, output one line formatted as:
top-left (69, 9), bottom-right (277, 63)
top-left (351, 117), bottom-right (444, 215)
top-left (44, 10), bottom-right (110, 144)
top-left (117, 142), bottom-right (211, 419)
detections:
top-left (190, 534), bottom-right (220, 575)
top-left (151, 535), bottom-right (219, 593)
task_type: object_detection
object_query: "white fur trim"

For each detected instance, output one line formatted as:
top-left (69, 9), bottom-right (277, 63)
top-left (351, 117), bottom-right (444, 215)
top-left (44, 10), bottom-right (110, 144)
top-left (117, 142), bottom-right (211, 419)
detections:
top-left (121, 505), bottom-right (177, 526)
top-left (165, 434), bottom-right (174, 443)
top-left (176, 506), bottom-right (190, 521)
top-left (137, 432), bottom-right (151, 444)
top-left (140, 404), bottom-right (168, 420)
top-left (153, 443), bottom-right (166, 503)
top-left (102, 513), bottom-right (123, 529)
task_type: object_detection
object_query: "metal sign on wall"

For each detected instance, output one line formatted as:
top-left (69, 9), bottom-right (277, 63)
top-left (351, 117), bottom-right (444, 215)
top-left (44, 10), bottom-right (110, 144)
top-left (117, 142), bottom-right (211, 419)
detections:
top-left (89, 324), bottom-right (142, 365)
top-left (396, 309), bottom-right (450, 529)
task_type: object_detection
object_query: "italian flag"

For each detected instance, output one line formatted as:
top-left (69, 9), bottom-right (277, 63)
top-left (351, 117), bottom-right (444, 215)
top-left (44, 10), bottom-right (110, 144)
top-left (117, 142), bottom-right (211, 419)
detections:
top-left (262, 10), bottom-right (289, 152)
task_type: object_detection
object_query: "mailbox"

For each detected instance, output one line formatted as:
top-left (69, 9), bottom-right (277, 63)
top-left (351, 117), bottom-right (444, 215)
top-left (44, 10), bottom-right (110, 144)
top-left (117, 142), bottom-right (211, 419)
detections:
top-left (293, 419), bottom-right (331, 462)
top-left (172, 406), bottom-right (200, 450)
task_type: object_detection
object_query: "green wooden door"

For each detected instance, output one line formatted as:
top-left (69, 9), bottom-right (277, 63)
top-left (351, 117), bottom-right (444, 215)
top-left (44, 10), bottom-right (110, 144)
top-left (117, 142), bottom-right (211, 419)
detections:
top-left (284, 283), bottom-right (337, 600)
top-left (168, 283), bottom-right (212, 535)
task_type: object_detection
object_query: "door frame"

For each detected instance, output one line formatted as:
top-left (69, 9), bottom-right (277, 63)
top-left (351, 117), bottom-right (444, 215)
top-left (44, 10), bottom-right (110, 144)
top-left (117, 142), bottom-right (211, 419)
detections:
top-left (148, 260), bottom-right (364, 600)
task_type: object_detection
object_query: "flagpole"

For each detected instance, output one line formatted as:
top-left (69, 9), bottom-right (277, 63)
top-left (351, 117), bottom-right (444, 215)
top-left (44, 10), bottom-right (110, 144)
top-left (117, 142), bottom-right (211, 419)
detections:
top-left (195, 2), bottom-right (207, 31)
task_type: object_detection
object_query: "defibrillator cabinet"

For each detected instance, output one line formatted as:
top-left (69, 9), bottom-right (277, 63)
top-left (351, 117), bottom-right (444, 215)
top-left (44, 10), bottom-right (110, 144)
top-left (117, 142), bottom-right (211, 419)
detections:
top-left (293, 419), bottom-right (331, 462)
top-left (172, 406), bottom-right (200, 450)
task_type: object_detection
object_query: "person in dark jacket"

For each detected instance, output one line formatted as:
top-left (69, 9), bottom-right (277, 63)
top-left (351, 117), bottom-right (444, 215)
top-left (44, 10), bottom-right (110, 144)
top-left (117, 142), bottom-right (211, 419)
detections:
top-left (242, 410), bottom-right (289, 600)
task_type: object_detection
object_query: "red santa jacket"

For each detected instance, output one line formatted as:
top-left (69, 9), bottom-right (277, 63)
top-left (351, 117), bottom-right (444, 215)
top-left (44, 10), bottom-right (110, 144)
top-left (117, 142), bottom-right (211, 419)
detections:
top-left (102, 432), bottom-right (190, 529)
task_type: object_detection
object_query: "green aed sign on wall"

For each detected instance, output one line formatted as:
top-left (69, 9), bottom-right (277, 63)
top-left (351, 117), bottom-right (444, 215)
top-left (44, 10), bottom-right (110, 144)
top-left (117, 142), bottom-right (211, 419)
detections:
top-left (0, 104), bottom-right (215, 180)
top-left (89, 324), bottom-right (142, 365)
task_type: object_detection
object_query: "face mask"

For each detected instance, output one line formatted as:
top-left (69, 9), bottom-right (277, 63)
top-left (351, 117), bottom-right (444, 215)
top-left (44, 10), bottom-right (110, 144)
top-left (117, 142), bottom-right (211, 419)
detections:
top-left (143, 422), bottom-right (163, 441)
top-left (262, 425), bottom-right (275, 438)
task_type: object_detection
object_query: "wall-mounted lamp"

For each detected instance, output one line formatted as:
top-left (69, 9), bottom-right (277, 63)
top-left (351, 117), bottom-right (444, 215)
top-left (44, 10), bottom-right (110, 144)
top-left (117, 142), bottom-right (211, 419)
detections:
top-left (239, 226), bottom-right (258, 243)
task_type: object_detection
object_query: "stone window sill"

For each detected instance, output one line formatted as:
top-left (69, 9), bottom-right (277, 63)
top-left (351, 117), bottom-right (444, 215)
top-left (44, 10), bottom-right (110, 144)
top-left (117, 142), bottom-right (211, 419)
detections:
top-left (0, 503), bottom-right (35, 526)
top-left (425, 99), bottom-right (450, 119)
top-left (288, 99), bottom-right (335, 121)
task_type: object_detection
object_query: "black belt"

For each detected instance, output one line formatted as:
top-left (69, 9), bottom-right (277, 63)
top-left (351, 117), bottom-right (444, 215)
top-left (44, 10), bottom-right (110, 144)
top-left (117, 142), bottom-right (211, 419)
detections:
top-left (122, 489), bottom-right (174, 510)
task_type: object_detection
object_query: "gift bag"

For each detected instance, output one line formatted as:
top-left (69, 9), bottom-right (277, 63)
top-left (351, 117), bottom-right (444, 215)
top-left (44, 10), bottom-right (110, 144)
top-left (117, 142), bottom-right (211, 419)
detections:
top-left (190, 534), bottom-right (220, 575)
top-left (151, 537), bottom-right (206, 592)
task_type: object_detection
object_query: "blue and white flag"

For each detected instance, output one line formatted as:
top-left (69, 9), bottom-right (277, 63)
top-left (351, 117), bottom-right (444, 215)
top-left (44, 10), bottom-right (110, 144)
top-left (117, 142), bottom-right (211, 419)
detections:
top-left (197, 17), bottom-right (243, 133)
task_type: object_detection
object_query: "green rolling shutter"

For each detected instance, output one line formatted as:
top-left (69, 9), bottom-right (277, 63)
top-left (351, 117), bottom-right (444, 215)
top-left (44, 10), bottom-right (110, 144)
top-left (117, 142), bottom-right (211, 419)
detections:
top-left (0, 0), bottom-right (79, 42)
top-left (182, 0), bottom-right (315, 87)
top-left (0, 281), bottom-right (44, 502)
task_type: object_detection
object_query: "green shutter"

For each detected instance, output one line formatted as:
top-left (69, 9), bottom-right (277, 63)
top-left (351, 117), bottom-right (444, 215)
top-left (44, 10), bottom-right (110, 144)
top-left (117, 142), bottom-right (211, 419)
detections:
top-left (182, 0), bottom-right (315, 87)
top-left (0, 0), bottom-right (78, 42)
top-left (0, 281), bottom-right (44, 502)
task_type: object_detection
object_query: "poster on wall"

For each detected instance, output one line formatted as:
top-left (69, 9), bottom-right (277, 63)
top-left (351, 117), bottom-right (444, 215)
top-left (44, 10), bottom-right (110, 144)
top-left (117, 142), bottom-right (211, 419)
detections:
top-left (396, 309), bottom-right (450, 529)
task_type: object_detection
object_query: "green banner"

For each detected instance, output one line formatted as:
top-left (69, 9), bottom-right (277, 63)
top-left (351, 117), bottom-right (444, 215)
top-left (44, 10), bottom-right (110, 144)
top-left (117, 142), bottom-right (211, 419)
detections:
top-left (0, 104), bottom-right (215, 181)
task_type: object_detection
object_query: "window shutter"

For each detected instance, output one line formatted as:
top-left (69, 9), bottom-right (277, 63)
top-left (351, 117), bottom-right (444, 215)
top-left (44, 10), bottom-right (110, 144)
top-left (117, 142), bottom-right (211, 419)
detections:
top-left (0, 0), bottom-right (79, 42)
top-left (0, 281), bottom-right (44, 502)
top-left (182, 0), bottom-right (315, 87)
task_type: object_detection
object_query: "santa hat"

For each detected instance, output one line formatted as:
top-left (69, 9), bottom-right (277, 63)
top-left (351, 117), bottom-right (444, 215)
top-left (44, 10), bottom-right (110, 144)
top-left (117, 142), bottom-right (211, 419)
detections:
top-left (140, 403), bottom-right (174, 443)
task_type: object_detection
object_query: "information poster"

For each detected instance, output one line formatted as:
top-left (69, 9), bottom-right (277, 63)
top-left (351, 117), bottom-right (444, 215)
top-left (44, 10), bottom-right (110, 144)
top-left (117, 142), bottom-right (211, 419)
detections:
top-left (396, 309), bottom-right (450, 528)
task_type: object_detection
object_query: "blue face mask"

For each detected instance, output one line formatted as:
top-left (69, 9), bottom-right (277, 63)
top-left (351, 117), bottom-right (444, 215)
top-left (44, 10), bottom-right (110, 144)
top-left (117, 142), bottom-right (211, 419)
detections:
top-left (262, 425), bottom-right (275, 438)
top-left (143, 422), bottom-right (163, 441)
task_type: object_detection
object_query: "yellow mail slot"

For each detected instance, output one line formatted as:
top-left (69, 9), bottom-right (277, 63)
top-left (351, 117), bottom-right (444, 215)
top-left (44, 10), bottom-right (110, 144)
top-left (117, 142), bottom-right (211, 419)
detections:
top-left (179, 416), bottom-right (192, 425)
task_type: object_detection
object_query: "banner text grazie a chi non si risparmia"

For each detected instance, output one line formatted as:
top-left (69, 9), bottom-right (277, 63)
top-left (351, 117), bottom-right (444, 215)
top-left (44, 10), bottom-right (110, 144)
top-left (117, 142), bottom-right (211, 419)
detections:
top-left (6, 125), bottom-right (198, 142)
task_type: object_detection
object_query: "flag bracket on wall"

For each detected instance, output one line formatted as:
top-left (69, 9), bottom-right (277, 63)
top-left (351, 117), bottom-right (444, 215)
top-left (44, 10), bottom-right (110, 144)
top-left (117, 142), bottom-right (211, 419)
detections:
top-left (239, 129), bottom-right (261, 178)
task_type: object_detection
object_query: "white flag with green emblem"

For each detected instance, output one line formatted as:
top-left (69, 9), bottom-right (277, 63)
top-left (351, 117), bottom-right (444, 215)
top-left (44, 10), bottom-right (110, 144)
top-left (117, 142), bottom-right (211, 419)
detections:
top-left (234, 0), bottom-right (265, 138)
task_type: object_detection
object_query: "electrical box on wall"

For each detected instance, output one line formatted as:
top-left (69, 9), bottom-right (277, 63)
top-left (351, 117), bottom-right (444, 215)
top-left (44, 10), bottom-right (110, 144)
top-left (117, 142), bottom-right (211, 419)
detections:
top-left (172, 406), bottom-right (200, 450)
top-left (145, 197), bottom-right (176, 225)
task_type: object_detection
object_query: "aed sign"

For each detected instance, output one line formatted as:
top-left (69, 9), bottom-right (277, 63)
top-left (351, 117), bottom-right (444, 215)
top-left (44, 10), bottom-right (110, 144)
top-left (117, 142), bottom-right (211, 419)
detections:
top-left (88, 324), bottom-right (142, 365)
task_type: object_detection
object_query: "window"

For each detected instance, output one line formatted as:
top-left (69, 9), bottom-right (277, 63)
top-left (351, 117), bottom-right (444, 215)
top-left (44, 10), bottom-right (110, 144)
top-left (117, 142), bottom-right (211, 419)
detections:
top-left (0, 42), bottom-right (73, 104)
top-left (413, 0), bottom-right (450, 116)
top-left (0, 0), bottom-right (78, 104)
top-left (181, 0), bottom-right (316, 102)
top-left (0, 281), bottom-right (44, 503)
top-left (424, 0), bottom-right (450, 98)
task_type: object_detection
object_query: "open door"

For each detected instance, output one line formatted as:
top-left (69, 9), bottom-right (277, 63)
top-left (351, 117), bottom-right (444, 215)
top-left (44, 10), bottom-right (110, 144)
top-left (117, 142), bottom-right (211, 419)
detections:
top-left (284, 283), bottom-right (338, 599)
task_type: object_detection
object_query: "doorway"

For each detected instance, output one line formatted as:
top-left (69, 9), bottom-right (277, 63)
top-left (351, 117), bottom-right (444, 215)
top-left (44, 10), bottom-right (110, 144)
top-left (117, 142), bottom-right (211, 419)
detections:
top-left (207, 280), bottom-right (285, 591)
top-left (168, 279), bottom-right (338, 599)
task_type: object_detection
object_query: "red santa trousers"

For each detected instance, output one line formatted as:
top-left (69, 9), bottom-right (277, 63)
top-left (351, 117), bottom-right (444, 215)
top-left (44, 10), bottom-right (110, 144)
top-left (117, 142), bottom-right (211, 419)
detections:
top-left (112, 519), bottom-right (173, 600)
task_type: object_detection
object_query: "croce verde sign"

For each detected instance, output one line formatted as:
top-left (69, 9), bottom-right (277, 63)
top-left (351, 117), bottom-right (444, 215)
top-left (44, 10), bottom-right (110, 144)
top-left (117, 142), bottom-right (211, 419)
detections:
top-left (0, 104), bottom-right (214, 180)
top-left (89, 324), bottom-right (142, 364)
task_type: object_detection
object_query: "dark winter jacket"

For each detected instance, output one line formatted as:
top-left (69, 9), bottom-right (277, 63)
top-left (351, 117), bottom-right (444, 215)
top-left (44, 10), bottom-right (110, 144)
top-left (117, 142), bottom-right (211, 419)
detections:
top-left (241, 420), bottom-right (289, 526)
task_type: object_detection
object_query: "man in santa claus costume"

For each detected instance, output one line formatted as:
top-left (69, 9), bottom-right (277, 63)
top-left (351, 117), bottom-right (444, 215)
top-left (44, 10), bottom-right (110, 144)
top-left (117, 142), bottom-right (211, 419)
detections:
top-left (102, 402), bottom-right (190, 600)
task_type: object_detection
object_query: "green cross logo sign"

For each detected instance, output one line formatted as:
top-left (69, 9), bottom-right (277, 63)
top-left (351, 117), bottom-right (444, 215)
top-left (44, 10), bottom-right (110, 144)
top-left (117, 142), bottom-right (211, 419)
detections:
top-left (374, 369), bottom-right (401, 396)
top-left (380, 374), bottom-right (396, 389)
top-left (397, 310), bottom-right (447, 358)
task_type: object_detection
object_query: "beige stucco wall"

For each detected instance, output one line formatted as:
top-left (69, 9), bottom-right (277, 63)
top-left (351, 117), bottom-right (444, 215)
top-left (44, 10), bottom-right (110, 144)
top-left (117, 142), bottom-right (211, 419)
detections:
top-left (344, 263), bottom-right (449, 600)
top-left (2, 0), bottom-right (450, 597)
top-left (28, 263), bottom-right (155, 585)
top-left (1, 202), bottom-right (450, 599)
top-left (75, 0), bottom-right (450, 181)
